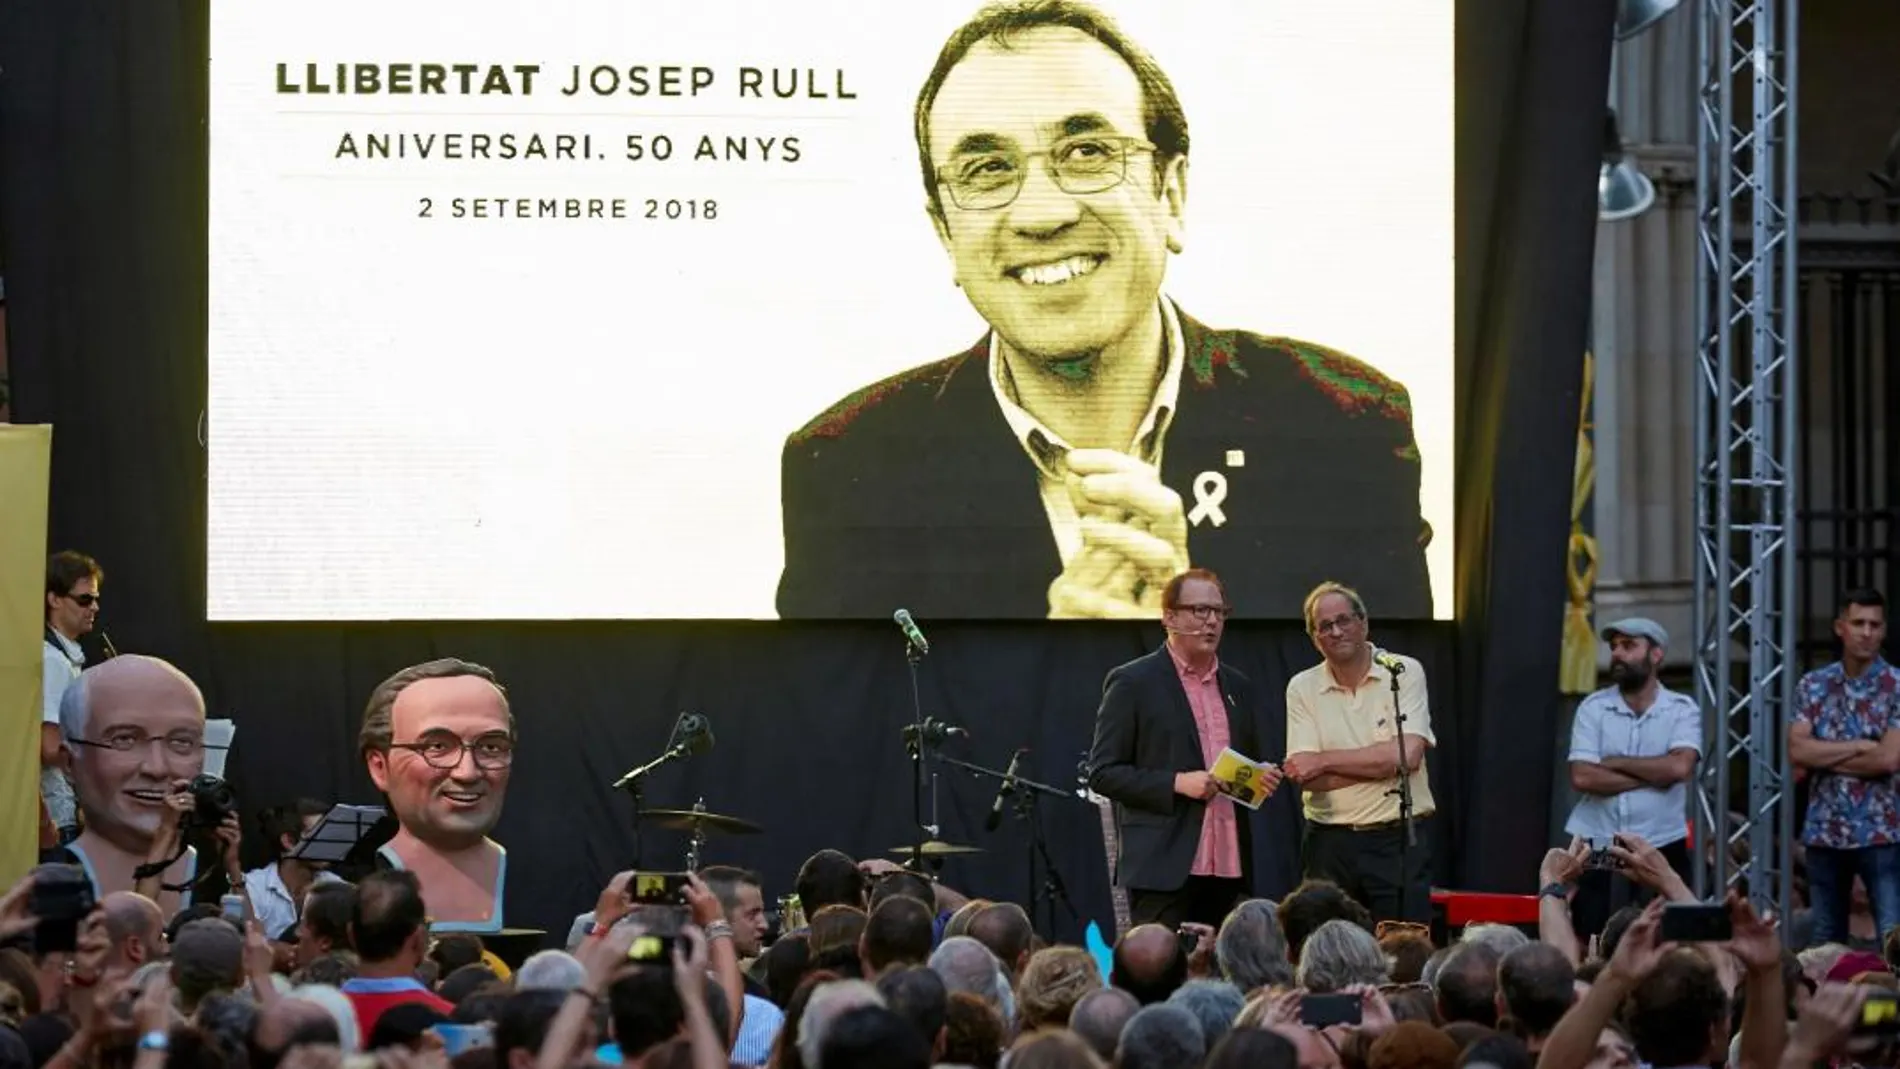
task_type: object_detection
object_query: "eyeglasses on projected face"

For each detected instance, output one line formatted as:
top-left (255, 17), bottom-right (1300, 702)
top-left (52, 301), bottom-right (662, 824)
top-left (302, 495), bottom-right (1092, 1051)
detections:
top-left (937, 134), bottom-right (1158, 211)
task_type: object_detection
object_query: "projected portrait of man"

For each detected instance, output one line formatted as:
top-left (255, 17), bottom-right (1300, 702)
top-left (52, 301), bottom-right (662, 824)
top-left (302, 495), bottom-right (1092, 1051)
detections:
top-left (360, 658), bottom-right (514, 933)
top-left (777, 0), bottom-right (1432, 621)
top-left (57, 655), bottom-right (208, 915)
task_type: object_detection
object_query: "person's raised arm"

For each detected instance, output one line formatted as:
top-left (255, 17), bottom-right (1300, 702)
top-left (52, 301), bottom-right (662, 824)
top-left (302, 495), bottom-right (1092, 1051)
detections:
top-left (1605, 833), bottom-right (1695, 903)
top-left (1537, 841), bottom-right (1588, 965)
top-left (672, 928), bottom-right (727, 1069)
top-left (1723, 894), bottom-right (1786, 1069)
top-left (685, 873), bottom-right (744, 1048)
top-left (1538, 899), bottom-right (1673, 1069)
top-left (1779, 984), bottom-right (1871, 1069)
top-left (536, 917), bottom-right (640, 1069)
top-left (134, 782), bottom-right (193, 901)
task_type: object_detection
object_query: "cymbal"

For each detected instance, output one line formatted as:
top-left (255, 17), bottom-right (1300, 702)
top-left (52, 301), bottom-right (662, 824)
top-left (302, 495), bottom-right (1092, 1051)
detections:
top-left (888, 841), bottom-right (984, 858)
top-left (639, 809), bottom-right (762, 835)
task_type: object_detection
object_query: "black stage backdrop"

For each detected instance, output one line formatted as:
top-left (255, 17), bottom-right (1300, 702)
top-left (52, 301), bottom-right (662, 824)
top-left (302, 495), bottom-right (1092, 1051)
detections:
top-left (0, 0), bottom-right (1614, 941)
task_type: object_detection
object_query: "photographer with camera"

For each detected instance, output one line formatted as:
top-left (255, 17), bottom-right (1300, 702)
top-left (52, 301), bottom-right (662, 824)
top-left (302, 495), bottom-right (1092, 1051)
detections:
top-left (136, 776), bottom-right (243, 905)
top-left (51, 655), bottom-right (239, 917)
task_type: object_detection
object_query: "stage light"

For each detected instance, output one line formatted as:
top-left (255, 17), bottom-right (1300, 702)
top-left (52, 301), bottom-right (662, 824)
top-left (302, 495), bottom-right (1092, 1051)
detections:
top-left (1615, 0), bottom-right (1680, 40)
top-left (1599, 111), bottom-right (1656, 222)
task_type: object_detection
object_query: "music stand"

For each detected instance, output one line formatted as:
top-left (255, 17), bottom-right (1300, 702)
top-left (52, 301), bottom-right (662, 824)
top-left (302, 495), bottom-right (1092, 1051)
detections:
top-left (287, 803), bottom-right (389, 865)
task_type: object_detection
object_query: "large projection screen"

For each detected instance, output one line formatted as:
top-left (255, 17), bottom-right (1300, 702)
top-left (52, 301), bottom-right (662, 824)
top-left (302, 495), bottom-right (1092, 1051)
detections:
top-left (207, 0), bottom-right (1453, 621)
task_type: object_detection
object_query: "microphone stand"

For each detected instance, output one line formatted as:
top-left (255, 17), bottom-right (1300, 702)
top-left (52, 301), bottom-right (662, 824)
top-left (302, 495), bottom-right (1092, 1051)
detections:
top-left (613, 742), bottom-right (695, 869)
top-left (1383, 654), bottom-right (1417, 923)
top-left (904, 640), bottom-right (932, 869)
top-left (936, 752), bottom-right (1087, 939)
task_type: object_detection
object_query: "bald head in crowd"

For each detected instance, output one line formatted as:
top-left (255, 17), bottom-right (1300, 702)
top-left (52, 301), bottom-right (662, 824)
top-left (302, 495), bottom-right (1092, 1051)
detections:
top-left (1436, 943), bottom-right (1503, 1028)
top-left (1112, 924), bottom-right (1189, 1005)
top-left (1498, 942), bottom-right (1578, 1043)
top-left (99, 892), bottom-right (166, 971)
top-left (255, 996), bottom-right (344, 1061)
top-left (60, 656), bottom-right (208, 906)
top-left (1070, 986), bottom-right (1140, 1062)
top-left (967, 902), bottom-right (1035, 975)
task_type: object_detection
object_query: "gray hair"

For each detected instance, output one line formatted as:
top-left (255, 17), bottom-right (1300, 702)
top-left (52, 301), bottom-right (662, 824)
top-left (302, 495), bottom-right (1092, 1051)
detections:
top-left (289, 985), bottom-right (361, 1055)
top-left (60, 655), bottom-right (206, 746)
top-left (1116, 1003), bottom-right (1206, 1069)
top-left (1069, 986), bottom-right (1140, 1063)
top-left (514, 950), bottom-right (586, 992)
top-left (1303, 581), bottom-right (1368, 631)
top-left (1215, 899), bottom-right (1295, 992)
top-left (929, 935), bottom-right (1015, 1028)
top-left (1166, 979), bottom-right (1245, 1049)
top-left (1461, 923), bottom-right (1532, 956)
top-left (1295, 919), bottom-right (1389, 993)
top-left (797, 979), bottom-right (885, 1069)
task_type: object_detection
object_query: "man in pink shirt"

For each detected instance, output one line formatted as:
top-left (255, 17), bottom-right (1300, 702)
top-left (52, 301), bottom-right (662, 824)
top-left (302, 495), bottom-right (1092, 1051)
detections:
top-left (1087, 568), bottom-right (1285, 926)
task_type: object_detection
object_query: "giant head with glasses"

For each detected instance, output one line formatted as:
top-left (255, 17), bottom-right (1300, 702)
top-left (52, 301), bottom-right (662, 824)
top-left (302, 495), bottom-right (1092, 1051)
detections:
top-left (359, 658), bottom-right (514, 926)
top-left (915, 0), bottom-right (1187, 369)
top-left (58, 655), bottom-right (207, 891)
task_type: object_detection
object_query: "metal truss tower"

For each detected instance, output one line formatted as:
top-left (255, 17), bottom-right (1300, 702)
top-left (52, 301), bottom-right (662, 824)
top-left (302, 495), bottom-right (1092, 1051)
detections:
top-left (1691, 0), bottom-right (1799, 914)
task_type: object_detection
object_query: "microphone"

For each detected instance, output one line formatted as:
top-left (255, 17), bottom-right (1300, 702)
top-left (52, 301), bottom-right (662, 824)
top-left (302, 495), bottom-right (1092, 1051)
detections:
top-left (902, 718), bottom-right (968, 747)
top-left (673, 712), bottom-right (715, 755)
top-left (986, 749), bottom-right (1026, 832)
top-left (893, 609), bottom-right (930, 654)
top-left (612, 712), bottom-right (712, 789)
top-left (1372, 649), bottom-right (1406, 675)
top-left (97, 631), bottom-right (119, 660)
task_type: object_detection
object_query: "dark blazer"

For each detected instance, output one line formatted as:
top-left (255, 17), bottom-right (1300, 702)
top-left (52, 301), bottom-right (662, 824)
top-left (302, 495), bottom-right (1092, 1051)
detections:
top-left (1086, 645), bottom-right (1261, 893)
top-left (775, 305), bottom-right (1433, 620)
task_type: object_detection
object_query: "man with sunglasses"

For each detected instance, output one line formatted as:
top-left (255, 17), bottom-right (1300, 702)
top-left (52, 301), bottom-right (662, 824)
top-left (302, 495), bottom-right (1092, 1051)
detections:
top-left (1088, 568), bottom-right (1286, 926)
top-left (359, 658), bottom-right (516, 933)
top-left (1284, 581), bottom-right (1436, 923)
top-left (41, 550), bottom-right (104, 847)
top-left (775, 0), bottom-right (1431, 622)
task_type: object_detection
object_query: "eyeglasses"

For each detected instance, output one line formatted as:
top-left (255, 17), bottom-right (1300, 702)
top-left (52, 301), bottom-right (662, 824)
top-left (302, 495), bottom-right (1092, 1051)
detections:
top-left (70, 729), bottom-right (203, 756)
top-left (1171, 604), bottom-right (1232, 621)
top-left (65, 593), bottom-right (100, 608)
top-left (938, 134), bottom-right (1157, 211)
top-left (388, 733), bottom-right (516, 770)
top-left (1313, 612), bottom-right (1364, 636)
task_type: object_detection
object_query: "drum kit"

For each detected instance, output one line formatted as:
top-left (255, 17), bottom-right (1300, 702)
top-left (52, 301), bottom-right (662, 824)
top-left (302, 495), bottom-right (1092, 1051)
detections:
top-left (616, 698), bottom-right (986, 876)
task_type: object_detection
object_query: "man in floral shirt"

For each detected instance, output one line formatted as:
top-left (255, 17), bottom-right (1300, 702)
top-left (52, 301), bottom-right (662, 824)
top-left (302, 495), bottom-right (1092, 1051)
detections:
top-left (1790, 587), bottom-right (1900, 943)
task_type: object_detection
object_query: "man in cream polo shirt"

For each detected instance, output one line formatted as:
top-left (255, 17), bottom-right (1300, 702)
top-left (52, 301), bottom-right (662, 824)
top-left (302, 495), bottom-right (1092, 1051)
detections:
top-left (1283, 581), bottom-right (1436, 922)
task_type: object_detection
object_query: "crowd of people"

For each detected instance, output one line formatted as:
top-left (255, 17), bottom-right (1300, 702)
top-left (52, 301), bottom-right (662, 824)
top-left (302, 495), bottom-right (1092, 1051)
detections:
top-left (4, 835), bottom-right (1900, 1069)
